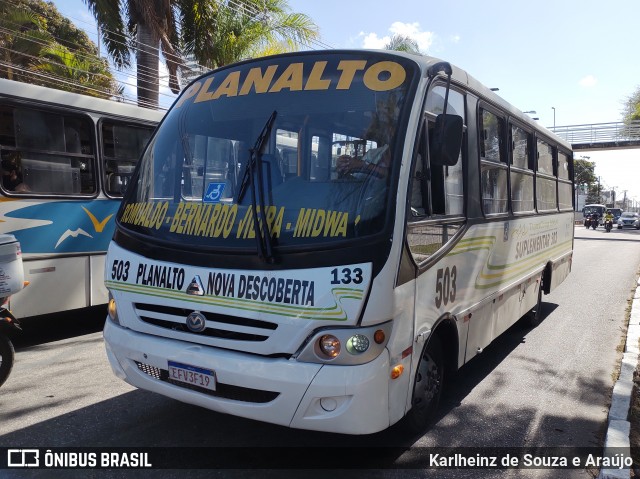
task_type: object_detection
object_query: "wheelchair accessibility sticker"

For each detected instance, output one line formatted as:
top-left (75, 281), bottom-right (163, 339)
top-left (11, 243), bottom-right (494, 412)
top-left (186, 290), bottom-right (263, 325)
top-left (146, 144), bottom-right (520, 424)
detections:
top-left (203, 183), bottom-right (226, 203)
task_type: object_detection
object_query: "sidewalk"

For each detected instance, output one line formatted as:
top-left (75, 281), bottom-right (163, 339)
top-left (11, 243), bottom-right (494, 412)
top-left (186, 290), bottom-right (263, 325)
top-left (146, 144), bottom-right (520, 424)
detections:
top-left (598, 277), bottom-right (640, 479)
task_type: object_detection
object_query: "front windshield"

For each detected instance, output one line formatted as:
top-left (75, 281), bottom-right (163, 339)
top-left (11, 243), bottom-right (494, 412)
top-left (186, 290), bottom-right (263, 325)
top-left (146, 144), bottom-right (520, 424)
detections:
top-left (621, 212), bottom-right (637, 218)
top-left (584, 206), bottom-right (604, 215)
top-left (120, 53), bottom-right (417, 251)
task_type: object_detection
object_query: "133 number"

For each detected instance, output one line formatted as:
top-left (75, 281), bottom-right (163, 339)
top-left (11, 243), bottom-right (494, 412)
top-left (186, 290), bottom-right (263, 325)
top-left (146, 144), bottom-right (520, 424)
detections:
top-left (330, 267), bottom-right (363, 285)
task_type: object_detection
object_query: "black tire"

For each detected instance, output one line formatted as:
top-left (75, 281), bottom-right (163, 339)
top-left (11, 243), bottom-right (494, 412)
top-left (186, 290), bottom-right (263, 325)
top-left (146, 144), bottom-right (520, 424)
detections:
top-left (525, 274), bottom-right (544, 328)
top-left (0, 334), bottom-right (15, 388)
top-left (403, 336), bottom-right (444, 433)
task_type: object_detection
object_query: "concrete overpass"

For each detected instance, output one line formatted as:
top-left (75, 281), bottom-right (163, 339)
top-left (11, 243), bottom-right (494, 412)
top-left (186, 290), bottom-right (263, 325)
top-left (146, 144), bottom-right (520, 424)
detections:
top-left (550, 120), bottom-right (640, 150)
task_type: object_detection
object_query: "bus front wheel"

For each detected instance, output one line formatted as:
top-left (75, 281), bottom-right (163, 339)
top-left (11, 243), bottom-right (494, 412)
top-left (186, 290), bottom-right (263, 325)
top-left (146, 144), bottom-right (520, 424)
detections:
top-left (404, 336), bottom-right (443, 433)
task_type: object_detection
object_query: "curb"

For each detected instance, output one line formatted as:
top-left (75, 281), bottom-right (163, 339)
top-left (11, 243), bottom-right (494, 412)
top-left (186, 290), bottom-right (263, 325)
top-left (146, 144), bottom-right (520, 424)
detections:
top-left (598, 279), bottom-right (640, 479)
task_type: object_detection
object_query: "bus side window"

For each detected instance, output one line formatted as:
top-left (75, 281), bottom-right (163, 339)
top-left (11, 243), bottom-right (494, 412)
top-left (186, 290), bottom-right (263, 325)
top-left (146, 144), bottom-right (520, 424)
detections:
top-left (102, 122), bottom-right (154, 197)
top-left (428, 119), bottom-right (446, 215)
top-left (480, 108), bottom-right (508, 215)
top-left (409, 129), bottom-right (427, 216)
top-left (424, 86), bottom-right (465, 217)
top-left (6, 108), bottom-right (95, 195)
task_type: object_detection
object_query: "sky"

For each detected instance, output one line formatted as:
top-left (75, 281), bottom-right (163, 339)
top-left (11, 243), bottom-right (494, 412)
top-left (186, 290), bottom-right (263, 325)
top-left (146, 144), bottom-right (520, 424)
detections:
top-left (53, 0), bottom-right (640, 202)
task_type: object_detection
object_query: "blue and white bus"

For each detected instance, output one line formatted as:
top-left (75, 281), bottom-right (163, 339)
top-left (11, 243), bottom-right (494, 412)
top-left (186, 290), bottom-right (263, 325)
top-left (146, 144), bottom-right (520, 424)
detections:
top-left (0, 78), bottom-right (163, 318)
top-left (103, 50), bottom-right (574, 434)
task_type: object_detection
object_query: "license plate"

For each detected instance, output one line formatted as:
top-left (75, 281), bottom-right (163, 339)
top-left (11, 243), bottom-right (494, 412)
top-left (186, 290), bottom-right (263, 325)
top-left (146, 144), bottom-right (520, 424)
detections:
top-left (168, 361), bottom-right (216, 391)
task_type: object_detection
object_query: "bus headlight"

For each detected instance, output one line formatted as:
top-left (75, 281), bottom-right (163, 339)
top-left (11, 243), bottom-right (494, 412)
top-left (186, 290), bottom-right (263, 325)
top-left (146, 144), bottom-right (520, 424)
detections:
top-left (346, 334), bottom-right (369, 354)
top-left (296, 321), bottom-right (392, 365)
top-left (319, 334), bottom-right (341, 358)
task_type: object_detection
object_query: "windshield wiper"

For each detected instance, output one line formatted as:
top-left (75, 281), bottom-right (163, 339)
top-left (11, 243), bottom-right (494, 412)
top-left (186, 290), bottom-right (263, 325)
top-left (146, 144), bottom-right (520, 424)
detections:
top-left (236, 110), bottom-right (277, 263)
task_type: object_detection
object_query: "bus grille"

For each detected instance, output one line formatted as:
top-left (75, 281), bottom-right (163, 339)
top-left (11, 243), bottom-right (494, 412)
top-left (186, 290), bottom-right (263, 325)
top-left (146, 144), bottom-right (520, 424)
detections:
top-left (134, 361), bottom-right (279, 403)
top-left (134, 303), bottom-right (277, 342)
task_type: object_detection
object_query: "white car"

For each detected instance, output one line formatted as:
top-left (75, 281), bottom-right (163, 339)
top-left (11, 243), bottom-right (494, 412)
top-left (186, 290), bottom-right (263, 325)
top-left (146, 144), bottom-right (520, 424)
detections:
top-left (617, 212), bottom-right (640, 229)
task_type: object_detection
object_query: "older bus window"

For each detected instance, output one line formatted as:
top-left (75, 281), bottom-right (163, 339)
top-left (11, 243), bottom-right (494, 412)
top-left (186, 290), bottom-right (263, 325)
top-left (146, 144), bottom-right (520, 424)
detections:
top-left (1, 106), bottom-right (95, 195)
top-left (102, 121), bottom-right (154, 196)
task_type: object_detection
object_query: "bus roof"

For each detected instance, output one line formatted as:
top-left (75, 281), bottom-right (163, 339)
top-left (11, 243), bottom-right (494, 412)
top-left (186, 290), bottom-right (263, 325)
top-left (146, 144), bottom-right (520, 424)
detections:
top-left (0, 78), bottom-right (165, 123)
top-left (407, 51), bottom-right (572, 151)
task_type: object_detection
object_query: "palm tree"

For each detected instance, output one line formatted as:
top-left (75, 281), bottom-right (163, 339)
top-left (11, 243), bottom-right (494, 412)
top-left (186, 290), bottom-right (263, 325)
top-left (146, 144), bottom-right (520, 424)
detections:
top-left (0, 0), bottom-right (119, 98)
top-left (181, 0), bottom-right (319, 70)
top-left (83, 0), bottom-right (181, 109)
top-left (385, 34), bottom-right (421, 55)
top-left (83, 0), bottom-right (319, 109)
top-left (0, 4), bottom-right (53, 82)
top-left (35, 43), bottom-right (121, 98)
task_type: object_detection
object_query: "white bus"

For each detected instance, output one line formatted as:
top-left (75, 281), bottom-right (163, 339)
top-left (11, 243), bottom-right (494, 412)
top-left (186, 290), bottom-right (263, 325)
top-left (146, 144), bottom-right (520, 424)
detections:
top-left (0, 78), bottom-right (164, 318)
top-left (103, 51), bottom-right (574, 434)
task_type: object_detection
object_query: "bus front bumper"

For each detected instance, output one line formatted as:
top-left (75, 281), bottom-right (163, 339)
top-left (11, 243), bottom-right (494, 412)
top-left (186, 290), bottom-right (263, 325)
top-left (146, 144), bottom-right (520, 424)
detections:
top-left (103, 319), bottom-right (391, 434)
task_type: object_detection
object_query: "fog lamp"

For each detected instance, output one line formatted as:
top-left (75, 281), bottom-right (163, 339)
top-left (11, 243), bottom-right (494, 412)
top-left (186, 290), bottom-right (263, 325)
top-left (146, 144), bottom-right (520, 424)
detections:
top-left (346, 334), bottom-right (370, 354)
top-left (319, 334), bottom-right (340, 358)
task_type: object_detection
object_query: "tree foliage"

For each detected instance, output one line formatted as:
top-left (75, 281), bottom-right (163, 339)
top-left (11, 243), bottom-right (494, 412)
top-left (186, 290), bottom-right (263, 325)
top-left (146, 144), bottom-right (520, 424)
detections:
top-left (84, 0), bottom-right (319, 108)
top-left (623, 86), bottom-right (640, 123)
top-left (0, 0), bottom-right (118, 98)
top-left (182, 0), bottom-right (319, 70)
top-left (384, 34), bottom-right (421, 54)
top-left (575, 158), bottom-right (602, 203)
top-left (574, 158), bottom-right (597, 185)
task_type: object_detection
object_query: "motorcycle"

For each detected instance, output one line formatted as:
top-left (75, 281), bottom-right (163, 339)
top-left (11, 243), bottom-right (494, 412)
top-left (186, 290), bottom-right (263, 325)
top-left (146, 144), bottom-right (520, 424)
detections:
top-left (584, 214), bottom-right (599, 229)
top-left (604, 217), bottom-right (613, 233)
top-left (0, 234), bottom-right (26, 388)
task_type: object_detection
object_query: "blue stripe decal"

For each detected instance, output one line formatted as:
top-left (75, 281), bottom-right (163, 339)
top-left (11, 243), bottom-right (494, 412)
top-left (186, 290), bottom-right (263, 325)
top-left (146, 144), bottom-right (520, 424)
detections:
top-left (5, 200), bottom-right (120, 254)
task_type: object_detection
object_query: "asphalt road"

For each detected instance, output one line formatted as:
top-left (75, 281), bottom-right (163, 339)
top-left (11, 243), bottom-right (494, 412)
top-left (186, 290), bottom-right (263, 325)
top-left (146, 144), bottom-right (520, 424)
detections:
top-left (1, 225), bottom-right (639, 479)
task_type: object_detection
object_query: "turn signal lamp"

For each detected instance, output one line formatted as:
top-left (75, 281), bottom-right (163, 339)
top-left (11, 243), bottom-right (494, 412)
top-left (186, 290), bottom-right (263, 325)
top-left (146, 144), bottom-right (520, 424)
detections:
top-left (391, 364), bottom-right (404, 379)
top-left (107, 293), bottom-right (120, 325)
top-left (373, 329), bottom-right (385, 344)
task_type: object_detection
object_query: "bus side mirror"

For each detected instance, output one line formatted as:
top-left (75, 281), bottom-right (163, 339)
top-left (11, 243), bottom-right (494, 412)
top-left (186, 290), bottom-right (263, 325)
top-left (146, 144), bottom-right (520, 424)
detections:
top-left (430, 114), bottom-right (463, 166)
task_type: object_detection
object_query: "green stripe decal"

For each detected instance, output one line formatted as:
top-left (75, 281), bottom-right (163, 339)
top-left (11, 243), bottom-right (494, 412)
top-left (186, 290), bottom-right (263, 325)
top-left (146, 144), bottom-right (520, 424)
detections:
top-left (444, 233), bottom-right (572, 290)
top-left (105, 280), bottom-right (363, 321)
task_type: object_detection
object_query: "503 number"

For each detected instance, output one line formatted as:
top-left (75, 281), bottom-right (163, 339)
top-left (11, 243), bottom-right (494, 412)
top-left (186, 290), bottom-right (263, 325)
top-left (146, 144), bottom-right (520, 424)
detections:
top-left (435, 266), bottom-right (457, 308)
top-left (111, 260), bottom-right (130, 281)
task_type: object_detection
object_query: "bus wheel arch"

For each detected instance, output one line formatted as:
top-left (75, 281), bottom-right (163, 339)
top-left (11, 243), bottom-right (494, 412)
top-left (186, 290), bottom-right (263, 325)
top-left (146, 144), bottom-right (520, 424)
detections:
top-left (403, 317), bottom-right (457, 433)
